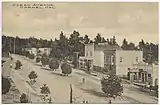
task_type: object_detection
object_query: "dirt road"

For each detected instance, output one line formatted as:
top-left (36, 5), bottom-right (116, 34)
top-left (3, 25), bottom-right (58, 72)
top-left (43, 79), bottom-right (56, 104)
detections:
top-left (10, 54), bottom-right (158, 104)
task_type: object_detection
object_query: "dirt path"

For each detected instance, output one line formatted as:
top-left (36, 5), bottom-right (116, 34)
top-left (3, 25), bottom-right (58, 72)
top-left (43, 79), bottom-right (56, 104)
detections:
top-left (11, 54), bottom-right (158, 104)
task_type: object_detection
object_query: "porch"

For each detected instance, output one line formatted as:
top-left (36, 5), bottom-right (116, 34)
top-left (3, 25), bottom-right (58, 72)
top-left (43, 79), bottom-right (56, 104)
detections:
top-left (128, 68), bottom-right (152, 85)
top-left (78, 57), bottom-right (93, 71)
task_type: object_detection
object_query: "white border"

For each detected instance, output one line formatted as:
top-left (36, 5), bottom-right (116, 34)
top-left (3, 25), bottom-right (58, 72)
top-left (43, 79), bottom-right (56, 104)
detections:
top-left (0, 1), bottom-right (160, 105)
top-left (1, 0), bottom-right (160, 2)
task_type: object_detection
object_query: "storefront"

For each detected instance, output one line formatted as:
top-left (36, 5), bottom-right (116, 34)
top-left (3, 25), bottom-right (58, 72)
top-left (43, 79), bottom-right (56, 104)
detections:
top-left (78, 57), bottom-right (93, 71)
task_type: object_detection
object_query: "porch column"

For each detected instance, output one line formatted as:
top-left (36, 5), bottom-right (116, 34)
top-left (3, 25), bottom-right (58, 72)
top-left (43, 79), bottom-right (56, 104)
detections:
top-left (79, 59), bottom-right (81, 68)
top-left (91, 60), bottom-right (93, 70)
top-left (129, 73), bottom-right (132, 82)
top-left (136, 72), bottom-right (139, 80)
top-left (146, 72), bottom-right (148, 82)
top-left (83, 59), bottom-right (85, 69)
top-left (141, 72), bottom-right (143, 82)
top-left (130, 73), bottom-right (133, 83)
top-left (144, 73), bottom-right (146, 82)
top-left (81, 59), bottom-right (84, 69)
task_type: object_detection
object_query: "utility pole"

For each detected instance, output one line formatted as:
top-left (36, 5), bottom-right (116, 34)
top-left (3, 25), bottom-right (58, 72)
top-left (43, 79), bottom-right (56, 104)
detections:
top-left (27, 88), bottom-right (30, 103)
top-left (10, 38), bottom-right (12, 53)
top-left (14, 38), bottom-right (16, 54)
top-left (70, 84), bottom-right (73, 104)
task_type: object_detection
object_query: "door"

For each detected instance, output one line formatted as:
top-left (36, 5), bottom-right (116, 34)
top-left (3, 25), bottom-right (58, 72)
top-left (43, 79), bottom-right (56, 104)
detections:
top-left (142, 73), bottom-right (145, 82)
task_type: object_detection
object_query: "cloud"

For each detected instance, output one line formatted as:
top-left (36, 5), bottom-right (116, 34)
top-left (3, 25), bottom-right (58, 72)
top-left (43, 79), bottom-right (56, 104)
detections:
top-left (2, 2), bottom-right (158, 45)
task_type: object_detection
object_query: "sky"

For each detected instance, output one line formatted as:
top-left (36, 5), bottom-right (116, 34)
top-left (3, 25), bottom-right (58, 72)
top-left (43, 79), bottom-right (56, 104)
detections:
top-left (2, 2), bottom-right (159, 45)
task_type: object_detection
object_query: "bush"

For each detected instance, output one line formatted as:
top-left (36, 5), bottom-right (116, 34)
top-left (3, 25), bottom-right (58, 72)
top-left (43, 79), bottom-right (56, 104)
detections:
top-left (15, 60), bottom-right (22, 70)
top-left (61, 62), bottom-right (72, 76)
top-left (156, 85), bottom-right (158, 97)
top-left (40, 84), bottom-right (50, 95)
top-left (49, 58), bottom-right (59, 71)
top-left (101, 73), bottom-right (123, 99)
top-left (24, 51), bottom-right (30, 58)
top-left (41, 56), bottom-right (49, 66)
top-left (29, 53), bottom-right (35, 59)
top-left (2, 60), bottom-right (6, 67)
top-left (36, 56), bottom-right (41, 63)
top-left (20, 93), bottom-right (28, 103)
top-left (2, 76), bottom-right (11, 94)
top-left (28, 71), bottom-right (38, 84)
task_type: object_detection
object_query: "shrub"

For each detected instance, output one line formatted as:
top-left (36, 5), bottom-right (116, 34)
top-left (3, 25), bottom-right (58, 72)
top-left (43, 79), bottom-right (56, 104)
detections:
top-left (28, 71), bottom-right (38, 84)
top-left (49, 58), bottom-right (59, 71)
top-left (41, 56), bottom-right (49, 66)
top-left (15, 60), bottom-right (22, 70)
top-left (2, 76), bottom-right (11, 94)
top-left (29, 53), bottom-right (35, 59)
top-left (101, 73), bottom-right (123, 103)
top-left (40, 84), bottom-right (50, 96)
top-left (36, 56), bottom-right (41, 63)
top-left (24, 51), bottom-right (30, 58)
top-left (40, 84), bottom-right (50, 101)
top-left (156, 85), bottom-right (158, 97)
top-left (61, 62), bottom-right (72, 76)
top-left (2, 60), bottom-right (6, 67)
top-left (20, 93), bottom-right (28, 103)
top-left (48, 97), bottom-right (52, 103)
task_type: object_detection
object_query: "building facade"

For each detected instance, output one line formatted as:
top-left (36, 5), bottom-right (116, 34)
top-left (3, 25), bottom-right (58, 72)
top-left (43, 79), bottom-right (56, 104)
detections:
top-left (38, 48), bottom-right (52, 56)
top-left (23, 48), bottom-right (51, 56)
top-left (129, 62), bottom-right (158, 87)
top-left (79, 43), bottom-right (94, 70)
top-left (103, 50), bottom-right (143, 76)
top-left (79, 43), bottom-right (143, 76)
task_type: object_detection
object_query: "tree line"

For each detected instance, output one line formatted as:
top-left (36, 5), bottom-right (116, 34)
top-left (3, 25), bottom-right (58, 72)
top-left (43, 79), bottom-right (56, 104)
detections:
top-left (2, 30), bottom-right (158, 64)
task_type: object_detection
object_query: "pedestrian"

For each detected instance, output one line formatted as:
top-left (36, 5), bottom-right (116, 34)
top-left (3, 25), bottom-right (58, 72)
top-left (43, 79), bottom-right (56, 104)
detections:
top-left (82, 77), bottom-right (85, 83)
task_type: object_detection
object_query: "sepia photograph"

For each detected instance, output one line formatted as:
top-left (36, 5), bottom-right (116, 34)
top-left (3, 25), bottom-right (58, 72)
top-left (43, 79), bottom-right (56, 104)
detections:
top-left (2, 1), bottom-right (159, 104)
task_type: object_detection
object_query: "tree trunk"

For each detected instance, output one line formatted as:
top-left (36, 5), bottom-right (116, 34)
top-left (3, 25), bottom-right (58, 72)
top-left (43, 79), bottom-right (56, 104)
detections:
top-left (109, 99), bottom-right (112, 104)
top-left (70, 84), bottom-right (73, 103)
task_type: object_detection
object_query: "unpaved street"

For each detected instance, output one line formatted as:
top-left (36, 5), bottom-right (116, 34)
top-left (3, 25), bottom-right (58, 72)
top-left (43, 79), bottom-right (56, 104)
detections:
top-left (10, 54), bottom-right (158, 104)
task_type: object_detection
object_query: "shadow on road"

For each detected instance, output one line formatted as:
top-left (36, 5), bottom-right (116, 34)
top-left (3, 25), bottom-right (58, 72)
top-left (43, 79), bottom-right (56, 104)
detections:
top-left (124, 84), bottom-right (158, 98)
top-left (80, 88), bottom-right (106, 97)
top-left (51, 72), bottom-right (62, 76)
top-left (41, 67), bottom-right (51, 71)
top-left (34, 63), bottom-right (42, 67)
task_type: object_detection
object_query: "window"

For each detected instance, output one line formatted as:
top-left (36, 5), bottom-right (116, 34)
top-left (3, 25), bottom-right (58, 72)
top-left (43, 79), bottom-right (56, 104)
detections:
top-left (104, 56), bottom-right (107, 64)
top-left (120, 57), bottom-right (123, 62)
top-left (104, 56), bottom-right (109, 64)
top-left (90, 51), bottom-right (92, 57)
top-left (136, 57), bottom-right (138, 62)
top-left (86, 52), bottom-right (88, 56)
top-left (111, 56), bottom-right (114, 65)
top-left (148, 74), bottom-right (151, 77)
